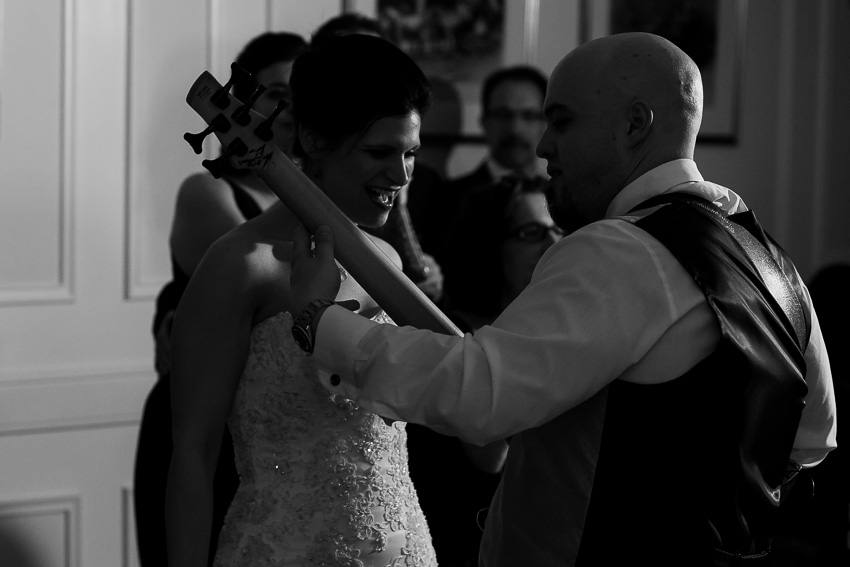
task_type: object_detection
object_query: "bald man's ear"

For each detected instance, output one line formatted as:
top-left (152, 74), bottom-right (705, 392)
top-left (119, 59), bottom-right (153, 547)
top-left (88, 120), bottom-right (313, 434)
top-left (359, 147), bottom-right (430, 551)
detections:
top-left (625, 100), bottom-right (653, 147)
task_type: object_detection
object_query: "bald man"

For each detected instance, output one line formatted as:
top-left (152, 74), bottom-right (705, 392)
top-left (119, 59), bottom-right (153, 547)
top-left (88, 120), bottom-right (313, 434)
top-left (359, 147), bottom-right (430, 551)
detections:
top-left (288, 33), bottom-right (836, 565)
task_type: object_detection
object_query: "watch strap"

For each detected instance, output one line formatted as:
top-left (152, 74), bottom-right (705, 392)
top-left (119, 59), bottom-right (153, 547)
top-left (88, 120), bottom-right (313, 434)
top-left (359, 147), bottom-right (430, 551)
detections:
top-left (292, 298), bottom-right (336, 352)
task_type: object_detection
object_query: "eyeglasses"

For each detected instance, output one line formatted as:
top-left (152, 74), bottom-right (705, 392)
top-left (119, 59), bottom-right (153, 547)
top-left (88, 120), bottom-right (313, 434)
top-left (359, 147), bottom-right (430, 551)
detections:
top-left (506, 222), bottom-right (566, 243)
top-left (485, 108), bottom-right (546, 123)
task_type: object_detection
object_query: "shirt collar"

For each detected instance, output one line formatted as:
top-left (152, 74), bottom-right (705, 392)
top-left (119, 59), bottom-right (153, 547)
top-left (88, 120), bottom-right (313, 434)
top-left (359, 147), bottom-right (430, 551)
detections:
top-left (606, 159), bottom-right (747, 217)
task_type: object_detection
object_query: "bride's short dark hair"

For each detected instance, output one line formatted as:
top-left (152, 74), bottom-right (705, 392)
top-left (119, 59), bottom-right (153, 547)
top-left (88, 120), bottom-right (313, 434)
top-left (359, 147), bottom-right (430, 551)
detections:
top-left (289, 34), bottom-right (431, 159)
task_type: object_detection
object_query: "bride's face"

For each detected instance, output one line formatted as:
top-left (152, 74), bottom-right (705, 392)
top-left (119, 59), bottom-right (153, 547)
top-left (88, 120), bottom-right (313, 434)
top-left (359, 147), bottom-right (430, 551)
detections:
top-left (316, 111), bottom-right (421, 229)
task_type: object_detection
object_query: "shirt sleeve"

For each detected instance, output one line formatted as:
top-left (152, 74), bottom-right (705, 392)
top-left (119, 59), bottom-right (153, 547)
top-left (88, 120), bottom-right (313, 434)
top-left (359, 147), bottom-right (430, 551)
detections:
top-left (791, 299), bottom-right (838, 467)
top-left (314, 221), bottom-right (710, 445)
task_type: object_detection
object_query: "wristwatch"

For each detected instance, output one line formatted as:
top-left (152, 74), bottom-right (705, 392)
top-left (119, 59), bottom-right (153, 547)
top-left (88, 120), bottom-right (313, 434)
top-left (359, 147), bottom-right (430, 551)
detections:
top-left (291, 298), bottom-right (336, 353)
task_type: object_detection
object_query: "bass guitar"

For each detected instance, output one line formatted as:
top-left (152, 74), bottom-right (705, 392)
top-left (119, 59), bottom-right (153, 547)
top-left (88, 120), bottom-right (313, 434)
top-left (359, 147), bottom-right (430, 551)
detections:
top-left (183, 65), bottom-right (461, 336)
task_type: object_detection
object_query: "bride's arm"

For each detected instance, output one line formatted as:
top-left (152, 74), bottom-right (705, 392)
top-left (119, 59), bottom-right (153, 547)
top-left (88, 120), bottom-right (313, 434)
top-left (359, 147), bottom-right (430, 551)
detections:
top-left (165, 236), bottom-right (257, 567)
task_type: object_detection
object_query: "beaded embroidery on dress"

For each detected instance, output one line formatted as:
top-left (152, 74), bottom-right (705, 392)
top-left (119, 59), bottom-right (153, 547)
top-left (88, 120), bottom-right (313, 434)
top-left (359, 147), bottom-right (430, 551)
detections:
top-left (214, 311), bottom-right (436, 567)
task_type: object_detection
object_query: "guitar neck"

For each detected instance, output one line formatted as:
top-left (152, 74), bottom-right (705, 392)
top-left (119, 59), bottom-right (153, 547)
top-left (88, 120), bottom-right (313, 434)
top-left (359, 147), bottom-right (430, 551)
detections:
top-left (251, 146), bottom-right (460, 336)
top-left (183, 70), bottom-right (457, 335)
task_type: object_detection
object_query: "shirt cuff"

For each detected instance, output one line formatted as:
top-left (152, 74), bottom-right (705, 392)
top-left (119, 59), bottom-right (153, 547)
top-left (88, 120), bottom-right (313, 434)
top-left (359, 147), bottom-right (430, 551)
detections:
top-left (312, 305), bottom-right (377, 397)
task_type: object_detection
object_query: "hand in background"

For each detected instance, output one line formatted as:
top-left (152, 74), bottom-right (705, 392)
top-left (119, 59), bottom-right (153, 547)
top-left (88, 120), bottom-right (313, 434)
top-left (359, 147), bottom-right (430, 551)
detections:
top-left (416, 253), bottom-right (444, 303)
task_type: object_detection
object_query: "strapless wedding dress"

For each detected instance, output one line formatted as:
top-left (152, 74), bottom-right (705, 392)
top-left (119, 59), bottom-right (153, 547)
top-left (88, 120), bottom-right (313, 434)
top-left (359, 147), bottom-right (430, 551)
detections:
top-left (213, 311), bottom-right (436, 567)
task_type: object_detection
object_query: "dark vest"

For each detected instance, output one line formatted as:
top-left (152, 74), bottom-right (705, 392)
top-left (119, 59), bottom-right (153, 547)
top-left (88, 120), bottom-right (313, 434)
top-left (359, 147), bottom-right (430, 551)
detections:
top-left (480, 195), bottom-right (810, 567)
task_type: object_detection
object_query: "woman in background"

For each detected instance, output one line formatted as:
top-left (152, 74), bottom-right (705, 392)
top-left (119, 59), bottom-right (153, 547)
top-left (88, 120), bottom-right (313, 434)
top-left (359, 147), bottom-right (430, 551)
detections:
top-left (442, 176), bottom-right (563, 332)
top-left (133, 31), bottom-right (306, 567)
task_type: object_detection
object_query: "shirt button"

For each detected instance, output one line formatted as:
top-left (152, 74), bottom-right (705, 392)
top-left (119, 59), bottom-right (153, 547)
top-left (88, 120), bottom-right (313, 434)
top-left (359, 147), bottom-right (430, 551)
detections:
top-left (330, 374), bottom-right (341, 386)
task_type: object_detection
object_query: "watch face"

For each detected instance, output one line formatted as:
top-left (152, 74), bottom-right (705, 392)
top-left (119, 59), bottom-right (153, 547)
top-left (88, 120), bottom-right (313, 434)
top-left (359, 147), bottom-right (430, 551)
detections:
top-left (291, 324), bottom-right (312, 353)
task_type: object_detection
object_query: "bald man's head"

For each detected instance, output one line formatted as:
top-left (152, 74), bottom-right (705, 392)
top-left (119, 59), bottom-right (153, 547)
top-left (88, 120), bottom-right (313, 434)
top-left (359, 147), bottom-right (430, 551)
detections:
top-left (563, 32), bottom-right (702, 153)
top-left (537, 33), bottom-right (704, 232)
top-left (609, 33), bottom-right (702, 145)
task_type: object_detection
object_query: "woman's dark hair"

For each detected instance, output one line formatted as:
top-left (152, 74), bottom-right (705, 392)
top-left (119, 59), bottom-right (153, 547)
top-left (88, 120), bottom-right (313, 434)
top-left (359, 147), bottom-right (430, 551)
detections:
top-left (232, 32), bottom-right (307, 102)
top-left (311, 13), bottom-right (385, 44)
top-left (442, 184), bottom-right (512, 326)
top-left (481, 65), bottom-right (548, 114)
top-left (289, 34), bottom-right (431, 159)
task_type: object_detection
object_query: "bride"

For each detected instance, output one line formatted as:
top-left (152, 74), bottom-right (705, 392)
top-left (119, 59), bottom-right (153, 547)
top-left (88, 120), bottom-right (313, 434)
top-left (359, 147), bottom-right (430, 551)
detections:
top-left (164, 34), bottom-right (437, 566)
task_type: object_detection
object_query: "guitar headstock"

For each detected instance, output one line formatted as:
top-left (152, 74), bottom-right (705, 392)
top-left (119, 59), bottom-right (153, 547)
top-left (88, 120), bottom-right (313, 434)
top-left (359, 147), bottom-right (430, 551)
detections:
top-left (184, 64), bottom-right (289, 178)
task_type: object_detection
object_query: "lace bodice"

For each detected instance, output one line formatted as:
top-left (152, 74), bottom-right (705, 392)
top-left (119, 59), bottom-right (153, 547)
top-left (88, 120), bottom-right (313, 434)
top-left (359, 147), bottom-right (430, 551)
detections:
top-left (214, 311), bottom-right (436, 567)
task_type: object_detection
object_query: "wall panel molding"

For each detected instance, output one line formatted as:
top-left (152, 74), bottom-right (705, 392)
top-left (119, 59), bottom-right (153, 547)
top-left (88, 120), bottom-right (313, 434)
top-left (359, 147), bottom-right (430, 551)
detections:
top-left (771, 0), bottom-right (795, 248)
top-left (0, 494), bottom-right (81, 567)
top-left (0, 367), bottom-right (153, 436)
top-left (123, 0), bottom-right (212, 300)
top-left (124, 0), bottom-right (279, 301)
top-left (121, 486), bottom-right (140, 567)
top-left (0, 0), bottom-right (75, 306)
top-left (522, 0), bottom-right (541, 65)
top-left (810, 1), bottom-right (832, 268)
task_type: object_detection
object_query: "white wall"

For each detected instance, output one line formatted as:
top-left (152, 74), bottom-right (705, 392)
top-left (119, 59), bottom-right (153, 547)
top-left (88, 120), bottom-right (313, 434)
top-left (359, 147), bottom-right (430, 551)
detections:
top-left (0, 1), bottom-right (847, 565)
top-left (0, 1), bottom-right (360, 565)
top-left (694, 0), bottom-right (850, 278)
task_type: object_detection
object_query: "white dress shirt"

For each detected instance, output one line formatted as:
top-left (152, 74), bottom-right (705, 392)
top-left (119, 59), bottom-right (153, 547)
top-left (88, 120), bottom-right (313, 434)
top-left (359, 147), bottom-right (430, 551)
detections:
top-left (313, 159), bottom-right (837, 466)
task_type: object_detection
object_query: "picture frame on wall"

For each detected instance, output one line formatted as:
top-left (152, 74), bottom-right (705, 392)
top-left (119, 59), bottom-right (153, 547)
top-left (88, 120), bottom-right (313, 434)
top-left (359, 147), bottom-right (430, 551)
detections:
top-left (341, 0), bottom-right (540, 177)
top-left (582, 0), bottom-right (748, 143)
top-left (373, 0), bottom-right (506, 142)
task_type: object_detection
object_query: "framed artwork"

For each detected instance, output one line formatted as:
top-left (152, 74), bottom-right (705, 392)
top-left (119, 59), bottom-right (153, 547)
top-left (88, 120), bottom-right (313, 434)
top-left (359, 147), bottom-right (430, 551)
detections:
top-left (582, 0), bottom-right (747, 143)
top-left (367, 0), bottom-right (511, 142)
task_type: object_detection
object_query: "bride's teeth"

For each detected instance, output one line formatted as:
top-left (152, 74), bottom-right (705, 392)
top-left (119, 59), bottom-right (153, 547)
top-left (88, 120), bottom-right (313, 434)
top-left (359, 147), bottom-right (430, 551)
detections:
top-left (369, 186), bottom-right (395, 205)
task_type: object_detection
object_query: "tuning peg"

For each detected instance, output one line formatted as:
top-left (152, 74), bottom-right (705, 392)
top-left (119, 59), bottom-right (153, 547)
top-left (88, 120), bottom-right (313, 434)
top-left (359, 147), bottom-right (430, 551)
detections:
top-left (211, 63), bottom-right (252, 110)
top-left (253, 99), bottom-right (289, 142)
top-left (201, 138), bottom-right (248, 178)
top-left (231, 84), bottom-right (267, 126)
top-left (183, 113), bottom-right (232, 155)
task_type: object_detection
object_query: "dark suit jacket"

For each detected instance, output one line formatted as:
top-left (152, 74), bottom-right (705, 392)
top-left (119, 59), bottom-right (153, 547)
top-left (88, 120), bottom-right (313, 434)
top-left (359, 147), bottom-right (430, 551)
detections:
top-left (406, 161), bottom-right (505, 566)
top-left (408, 162), bottom-right (496, 267)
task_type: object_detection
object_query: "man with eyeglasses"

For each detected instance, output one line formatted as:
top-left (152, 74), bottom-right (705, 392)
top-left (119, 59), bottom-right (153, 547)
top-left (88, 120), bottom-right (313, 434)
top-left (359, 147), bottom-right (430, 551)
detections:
top-left (477, 65), bottom-right (549, 183)
top-left (419, 65), bottom-right (552, 333)
top-left (405, 65), bottom-right (551, 567)
top-left (408, 65), bottom-right (549, 268)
